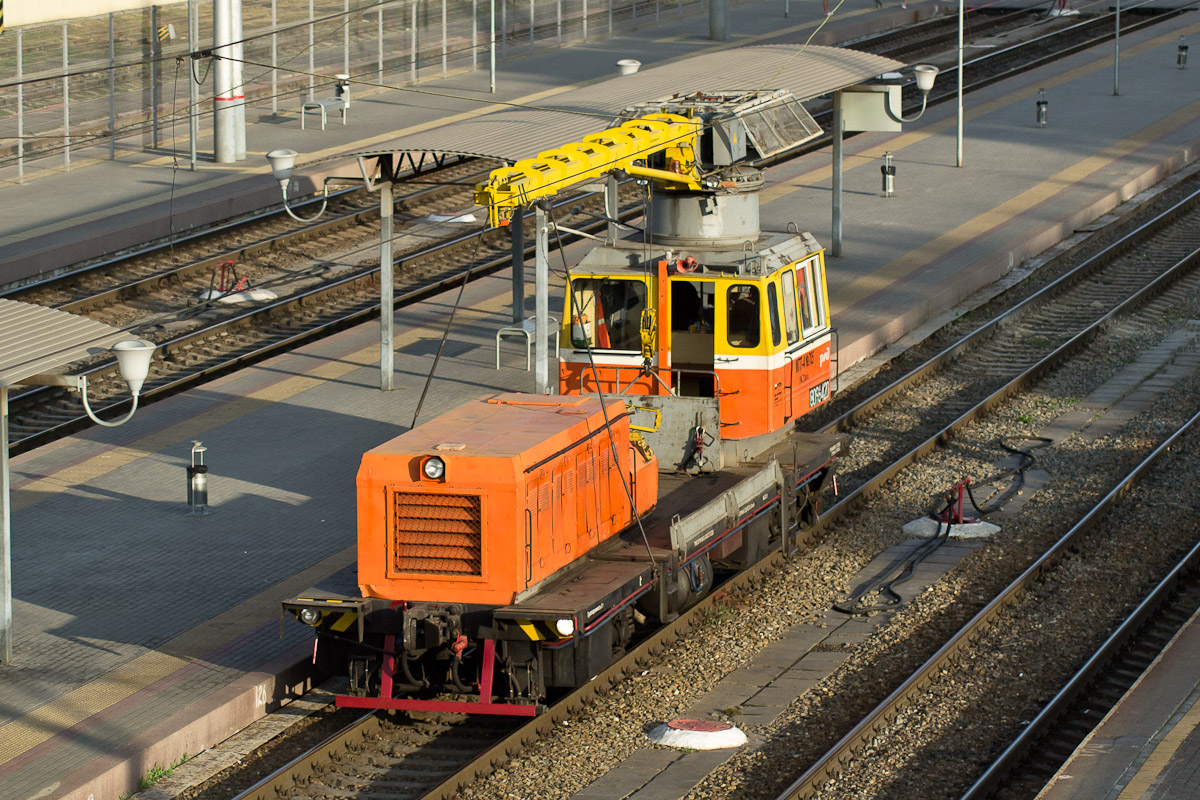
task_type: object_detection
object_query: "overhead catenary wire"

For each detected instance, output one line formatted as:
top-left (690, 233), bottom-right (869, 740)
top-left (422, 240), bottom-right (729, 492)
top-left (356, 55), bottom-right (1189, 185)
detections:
top-left (547, 202), bottom-right (659, 567)
top-left (410, 227), bottom-right (490, 429)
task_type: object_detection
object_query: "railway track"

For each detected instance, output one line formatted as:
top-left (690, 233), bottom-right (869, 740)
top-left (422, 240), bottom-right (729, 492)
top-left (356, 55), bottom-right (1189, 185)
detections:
top-left (219, 169), bottom-right (1200, 800)
top-left (779, 392), bottom-right (1200, 800)
top-left (10, 6), bottom-right (1172, 457)
top-left (101, 11), bottom-right (1198, 799)
top-left (811, 184), bottom-right (1200, 497)
top-left (970, 549), bottom-right (1200, 799)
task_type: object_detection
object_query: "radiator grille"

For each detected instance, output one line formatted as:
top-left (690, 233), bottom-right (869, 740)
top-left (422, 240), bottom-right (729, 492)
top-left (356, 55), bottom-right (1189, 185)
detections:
top-left (391, 492), bottom-right (482, 576)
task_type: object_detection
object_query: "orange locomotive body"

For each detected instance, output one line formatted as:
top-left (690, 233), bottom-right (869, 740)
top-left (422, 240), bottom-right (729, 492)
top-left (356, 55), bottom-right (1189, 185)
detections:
top-left (281, 90), bottom-right (852, 716)
top-left (356, 393), bottom-right (657, 606)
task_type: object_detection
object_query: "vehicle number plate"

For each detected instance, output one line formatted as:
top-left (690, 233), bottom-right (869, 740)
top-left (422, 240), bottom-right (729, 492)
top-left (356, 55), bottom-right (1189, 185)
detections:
top-left (809, 380), bottom-right (831, 407)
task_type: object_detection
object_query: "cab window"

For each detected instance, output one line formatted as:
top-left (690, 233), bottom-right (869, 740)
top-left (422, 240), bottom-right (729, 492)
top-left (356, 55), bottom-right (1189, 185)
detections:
top-left (767, 282), bottom-right (782, 346)
top-left (570, 278), bottom-right (646, 350)
top-left (726, 284), bottom-right (760, 348)
top-left (799, 256), bottom-right (827, 335)
top-left (780, 270), bottom-right (800, 345)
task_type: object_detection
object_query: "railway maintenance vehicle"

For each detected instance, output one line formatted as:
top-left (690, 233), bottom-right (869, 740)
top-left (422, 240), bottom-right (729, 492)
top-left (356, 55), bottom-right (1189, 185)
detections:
top-left (283, 88), bottom-right (849, 715)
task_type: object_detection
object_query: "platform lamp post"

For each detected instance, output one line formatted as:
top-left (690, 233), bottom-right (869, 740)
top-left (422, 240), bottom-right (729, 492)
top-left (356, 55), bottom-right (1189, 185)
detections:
top-left (266, 149), bottom-right (399, 391)
top-left (956, 0), bottom-right (964, 167)
top-left (831, 65), bottom-right (937, 257)
top-left (1, 339), bottom-right (156, 663)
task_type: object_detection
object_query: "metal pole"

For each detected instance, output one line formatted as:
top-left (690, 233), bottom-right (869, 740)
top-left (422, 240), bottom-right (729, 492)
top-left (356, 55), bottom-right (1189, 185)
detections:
top-left (152, 5), bottom-right (160, 148)
top-left (511, 212), bottom-right (525, 323)
top-left (345, 0), bottom-right (351, 75)
top-left (380, 179), bottom-right (395, 391)
top-left (490, 0), bottom-right (496, 91)
top-left (189, 0), bottom-right (199, 169)
top-left (1113, 0), bottom-right (1121, 96)
top-left (109, 14), bottom-right (116, 160)
top-left (411, 0), bottom-right (417, 83)
top-left (308, 0), bottom-right (315, 101)
top-left (831, 94), bottom-right (843, 257)
top-left (529, 0), bottom-right (534, 49)
top-left (605, 173), bottom-right (619, 242)
top-left (534, 206), bottom-right (550, 395)
top-left (214, 0), bottom-right (236, 163)
top-left (62, 21), bottom-right (70, 171)
top-left (442, 0), bottom-right (448, 76)
top-left (708, 0), bottom-right (726, 41)
top-left (378, 4), bottom-right (384, 87)
top-left (502, 0), bottom-right (507, 61)
top-left (557, 0), bottom-right (561, 44)
top-left (231, 0), bottom-right (246, 160)
top-left (17, 28), bottom-right (24, 183)
top-left (956, 0), bottom-right (963, 167)
top-left (472, 0), bottom-right (478, 70)
top-left (271, 0), bottom-right (278, 113)
top-left (0, 386), bottom-right (11, 664)
top-left (583, 0), bottom-right (588, 40)
top-left (608, 0), bottom-right (613, 35)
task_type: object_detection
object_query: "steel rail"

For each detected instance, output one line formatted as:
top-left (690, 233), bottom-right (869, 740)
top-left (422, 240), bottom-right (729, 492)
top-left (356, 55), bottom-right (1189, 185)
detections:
top-left (230, 513), bottom-right (822, 800)
top-left (0, 156), bottom-right (473, 303)
top-left (772, 246), bottom-right (1200, 800)
top-left (961, 536), bottom-right (1200, 798)
top-left (816, 186), bottom-right (1200, 436)
top-left (778, 402), bottom-right (1200, 800)
top-left (208, 18), bottom-right (1191, 797)
top-left (4, 191), bottom-right (625, 453)
top-left (5, 9), bottom-right (1142, 452)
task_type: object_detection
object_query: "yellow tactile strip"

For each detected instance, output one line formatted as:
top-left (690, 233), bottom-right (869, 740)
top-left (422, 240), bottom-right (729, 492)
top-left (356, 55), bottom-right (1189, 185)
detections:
top-left (1116, 689), bottom-right (1200, 799)
top-left (0, 287), bottom-right (517, 767)
top-left (0, 544), bottom-right (354, 767)
top-left (759, 20), bottom-right (1200, 318)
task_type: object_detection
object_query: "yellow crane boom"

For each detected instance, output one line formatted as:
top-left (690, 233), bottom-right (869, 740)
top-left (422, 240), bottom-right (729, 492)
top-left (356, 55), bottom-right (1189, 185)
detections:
top-left (474, 113), bottom-right (704, 228)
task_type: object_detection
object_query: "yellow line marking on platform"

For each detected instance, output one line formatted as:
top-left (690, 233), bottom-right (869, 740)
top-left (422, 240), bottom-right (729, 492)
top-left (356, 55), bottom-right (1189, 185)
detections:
top-left (12, 289), bottom-right (513, 510)
top-left (1, 288), bottom-right (519, 764)
top-left (1115, 690), bottom-right (1200, 799)
top-left (831, 97), bottom-right (1200, 315)
top-left (762, 18), bottom-right (1200, 208)
top-left (0, 544), bottom-right (355, 766)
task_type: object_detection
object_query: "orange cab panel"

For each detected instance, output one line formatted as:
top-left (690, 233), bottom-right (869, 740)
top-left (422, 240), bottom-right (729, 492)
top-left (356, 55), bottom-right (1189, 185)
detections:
top-left (356, 393), bottom-right (657, 605)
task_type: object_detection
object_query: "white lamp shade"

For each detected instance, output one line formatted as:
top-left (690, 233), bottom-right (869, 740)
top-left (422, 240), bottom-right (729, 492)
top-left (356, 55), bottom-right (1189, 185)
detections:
top-left (914, 64), bottom-right (938, 94)
top-left (112, 339), bottom-right (156, 396)
top-left (266, 149), bottom-right (298, 183)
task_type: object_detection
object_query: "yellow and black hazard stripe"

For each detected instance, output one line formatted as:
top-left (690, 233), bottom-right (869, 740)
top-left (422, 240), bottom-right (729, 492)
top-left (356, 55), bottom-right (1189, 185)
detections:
top-left (509, 619), bottom-right (564, 641)
top-left (294, 597), bottom-right (359, 632)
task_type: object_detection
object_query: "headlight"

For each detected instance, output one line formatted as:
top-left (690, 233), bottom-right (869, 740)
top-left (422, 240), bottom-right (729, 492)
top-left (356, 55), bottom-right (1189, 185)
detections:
top-left (554, 618), bottom-right (575, 637)
top-left (423, 456), bottom-right (445, 480)
top-left (299, 607), bottom-right (321, 626)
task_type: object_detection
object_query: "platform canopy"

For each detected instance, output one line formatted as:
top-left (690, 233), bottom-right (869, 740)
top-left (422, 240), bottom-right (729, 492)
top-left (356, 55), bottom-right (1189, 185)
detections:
top-left (0, 299), bottom-right (125, 388)
top-left (342, 44), bottom-right (906, 167)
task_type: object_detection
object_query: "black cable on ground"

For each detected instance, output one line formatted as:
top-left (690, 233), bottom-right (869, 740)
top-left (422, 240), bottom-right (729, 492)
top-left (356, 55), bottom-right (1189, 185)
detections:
top-left (834, 435), bottom-right (1051, 615)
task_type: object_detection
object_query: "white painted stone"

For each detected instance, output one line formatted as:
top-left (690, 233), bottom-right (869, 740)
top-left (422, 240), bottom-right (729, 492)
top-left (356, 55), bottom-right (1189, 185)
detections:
top-left (901, 516), bottom-right (1000, 540)
top-left (647, 719), bottom-right (747, 750)
top-left (199, 288), bottom-right (279, 303)
top-left (428, 212), bottom-right (478, 223)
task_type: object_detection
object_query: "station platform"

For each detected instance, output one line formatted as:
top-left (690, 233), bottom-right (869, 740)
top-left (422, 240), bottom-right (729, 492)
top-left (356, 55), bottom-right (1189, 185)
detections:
top-left (1037, 608), bottom-right (1200, 800)
top-left (4, 4), bottom-right (1200, 800)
